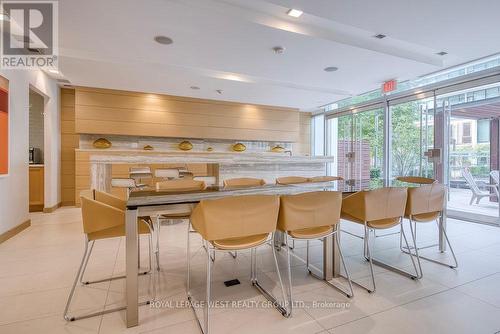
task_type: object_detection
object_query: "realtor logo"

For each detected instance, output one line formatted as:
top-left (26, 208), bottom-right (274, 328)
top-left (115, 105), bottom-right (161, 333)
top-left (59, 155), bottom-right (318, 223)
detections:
top-left (1, 1), bottom-right (58, 69)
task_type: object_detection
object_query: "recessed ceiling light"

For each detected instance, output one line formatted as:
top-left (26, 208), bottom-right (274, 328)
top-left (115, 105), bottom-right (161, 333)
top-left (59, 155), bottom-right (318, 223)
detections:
top-left (190, 86), bottom-right (200, 90)
top-left (48, 69), bottom-right (59, 74)
top-left (154, 35), bottom-right (173, 45)
top-left (324, 66), bottom-right (338, 72)
top-left (373, 34), bottom-right (387, 39)
top-left (436, 51), bottom-right (448, 56)
top-left (286, 8), bottom-right (303, 18)
top-left (272, 46), bottom-right (285, 54)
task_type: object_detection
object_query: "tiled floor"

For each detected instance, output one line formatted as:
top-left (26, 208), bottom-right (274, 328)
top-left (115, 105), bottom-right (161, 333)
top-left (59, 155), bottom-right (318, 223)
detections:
top-left (1, 207), bottom-right (500, 334)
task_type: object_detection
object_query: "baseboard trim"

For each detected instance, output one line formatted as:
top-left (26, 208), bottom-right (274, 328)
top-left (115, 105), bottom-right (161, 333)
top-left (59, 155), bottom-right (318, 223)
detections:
top-left (0, 219), bottom-right (31, 243)
top-left (61, 200), bottom-right (75, 207)
top-left (43, 202), bottom-right (62, 213)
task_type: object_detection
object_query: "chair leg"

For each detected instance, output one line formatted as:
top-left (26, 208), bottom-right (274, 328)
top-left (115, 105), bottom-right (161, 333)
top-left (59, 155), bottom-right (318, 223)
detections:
top-left (369, 222), bottom-right (419, 281)
top-left (284, 233), bottom-right (294, 317)
top-left (204, 248), bottom-right (212, 334)
top-left (408, 220), bottom-right (423, 279)
top-left (155, 216), bottom-right (161, 271)
top-left (79, 240), bottom-right (95, 285)
top-left (251, 241), bottom-right (289, 317)
top-left (469, 194), bottom-right (475, 205)
top-left (64, 239), bottom-right (89, 321)
top-left (364, 226), bottom-right (376, 292)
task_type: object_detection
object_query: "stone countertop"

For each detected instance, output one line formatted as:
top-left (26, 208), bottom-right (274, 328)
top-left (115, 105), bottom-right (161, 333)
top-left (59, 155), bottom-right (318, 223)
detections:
top-left (77, 149), bottom-right (335, 164)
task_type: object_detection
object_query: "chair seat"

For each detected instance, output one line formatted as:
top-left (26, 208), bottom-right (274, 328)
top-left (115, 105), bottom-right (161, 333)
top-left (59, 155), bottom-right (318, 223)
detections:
top-left (87, 219), bottom-right (151, 241)
top-left (405, 211), bottom-right (440, 222)
top-left (341, 212), bottom-right (400, 229)
top-left (289, 226), bottom-right (333, 239)
top-left (211, 233), bottom-right (269, 250)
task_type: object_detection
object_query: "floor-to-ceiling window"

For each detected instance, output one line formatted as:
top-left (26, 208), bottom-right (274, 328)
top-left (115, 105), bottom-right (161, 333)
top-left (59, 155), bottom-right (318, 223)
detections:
top-left (389, 97), bottom-right (435, 179)
top-left (316, 57), bottom-right (500, 225)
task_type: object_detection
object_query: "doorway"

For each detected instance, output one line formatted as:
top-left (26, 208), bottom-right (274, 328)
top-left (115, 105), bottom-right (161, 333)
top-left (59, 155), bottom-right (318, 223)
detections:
top-left (28, 89), bottom-right (45, 212)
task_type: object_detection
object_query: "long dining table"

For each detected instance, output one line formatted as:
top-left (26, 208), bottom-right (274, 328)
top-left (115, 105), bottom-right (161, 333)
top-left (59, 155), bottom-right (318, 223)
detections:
top-left (123, 179), bottom-right (448, 327)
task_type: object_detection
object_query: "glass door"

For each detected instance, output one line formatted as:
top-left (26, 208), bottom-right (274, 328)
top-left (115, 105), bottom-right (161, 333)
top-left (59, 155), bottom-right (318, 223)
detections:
top-left (326, 107), bottom-right (385, 186)
top-left (389, 97), bottom-right (435, 180)
top-left (437, 82), bottom-right (500, 224)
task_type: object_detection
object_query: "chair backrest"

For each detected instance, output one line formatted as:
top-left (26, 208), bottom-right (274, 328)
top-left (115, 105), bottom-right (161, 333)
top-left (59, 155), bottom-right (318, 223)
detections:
top-left (308, 176), bottom-right (343, 182)
top-left (462, 168), bottom-right (481, 194)
top-left (190, 195), bottom-right (280, 241)
top-left (342, 187), bottom-right (407, 223)
top-left (278, 191), bottom-right (342, 232)
top-left (396, 176), bottom-right (436, 185)
top-left (405, 183), bottom-right (445, 217)
top-left (94, 190), bottom-right (126, 211)
top-left (490, 170), bottom-right (499, 185)
top-left (80, 189), bottom-right (95, 200)
top-left (154, 168), bottom-right (180, 179)
top-left (223, 177), bottom-right (265, 188)
top-left (276, 176), bottom-right (309, 185)
top-left (111, 178), bottom-right (136, 189)
top-left (156, 179), bottom-right (205, 192)
top-left (80, 196), bottom-right (124, 235)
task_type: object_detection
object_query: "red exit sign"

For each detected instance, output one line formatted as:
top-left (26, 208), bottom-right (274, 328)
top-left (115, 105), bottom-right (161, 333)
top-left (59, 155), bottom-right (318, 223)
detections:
top-left (382, 79), bottom-right (397, 93)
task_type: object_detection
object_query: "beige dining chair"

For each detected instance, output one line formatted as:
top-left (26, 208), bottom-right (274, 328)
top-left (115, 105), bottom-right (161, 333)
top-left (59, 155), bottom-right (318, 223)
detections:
top-left (308, 176), bottom-right (344, 182)
top-left (64, 190), bottom-right (157, 321)
top-left (341, 187), bottom-right (419, 292)
top-left (188, 195), bottom-right (288, 333)
top-left (153, 179), bottom-right (206, 269)
top-left (401, 183), bottom-right (458, 278)
top-left (276, 176), bottom-right (309, 185)
top-left (278, 191), bottom-right (353, 316)
top-left (396, 176), bottom-right (436, 185)
top-left (223, 177), bottom-right (265, 188)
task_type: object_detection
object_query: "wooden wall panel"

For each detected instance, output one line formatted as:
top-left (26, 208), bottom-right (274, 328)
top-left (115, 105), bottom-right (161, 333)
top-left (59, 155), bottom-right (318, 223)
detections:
top-left (61, 89), bottom-right (76, 206)
top-left (74, 87), bottom-right (300, 142)
top-left (297, 112), bottom-right (311, 155)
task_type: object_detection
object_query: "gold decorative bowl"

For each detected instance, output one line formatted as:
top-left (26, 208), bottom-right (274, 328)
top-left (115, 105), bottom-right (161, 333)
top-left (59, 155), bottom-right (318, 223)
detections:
top-left (178, 141), bottom-right (193, 151)
top-left (92, 138), bottom-right (111, 149)
top-left (143, 145), bottom-right (154, 151)
top-left (232, 143), bottom-right (246, 152)
top-left (271, 145), bottom-right (285, 153)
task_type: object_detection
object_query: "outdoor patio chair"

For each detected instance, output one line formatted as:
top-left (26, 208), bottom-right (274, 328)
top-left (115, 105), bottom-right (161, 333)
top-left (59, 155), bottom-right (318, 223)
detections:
top-left (462, 168), bottom-right (498, 205)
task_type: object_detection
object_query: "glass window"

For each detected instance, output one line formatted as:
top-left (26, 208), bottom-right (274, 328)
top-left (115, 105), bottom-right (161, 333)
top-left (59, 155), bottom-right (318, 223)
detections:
top-left (477, 119), bottom-right (490, 143)
top-left (311, 114), bottom-right (325, 156)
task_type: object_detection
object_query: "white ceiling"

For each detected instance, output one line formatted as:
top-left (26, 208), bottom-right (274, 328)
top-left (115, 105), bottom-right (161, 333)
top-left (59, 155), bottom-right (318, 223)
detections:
top-left (57, 0), bottom-right (500, 110)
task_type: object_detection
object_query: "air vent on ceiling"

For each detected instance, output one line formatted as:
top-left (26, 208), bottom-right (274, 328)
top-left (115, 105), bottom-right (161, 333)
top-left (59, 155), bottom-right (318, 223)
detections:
top-left (373, 34), bottom-right (387, 39)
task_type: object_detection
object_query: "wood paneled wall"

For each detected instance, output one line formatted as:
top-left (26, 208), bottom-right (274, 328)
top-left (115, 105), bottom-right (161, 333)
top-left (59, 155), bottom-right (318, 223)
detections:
top-left (74, 87), bottom-right (300, 142)
top-left (61, 89), bottom-right (77, 205)
top-left (297, 112), bottom-right (311, 155)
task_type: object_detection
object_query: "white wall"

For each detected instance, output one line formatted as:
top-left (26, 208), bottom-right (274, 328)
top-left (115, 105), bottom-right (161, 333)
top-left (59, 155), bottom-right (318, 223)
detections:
top-left (0, 70), bottom-right (60, 234)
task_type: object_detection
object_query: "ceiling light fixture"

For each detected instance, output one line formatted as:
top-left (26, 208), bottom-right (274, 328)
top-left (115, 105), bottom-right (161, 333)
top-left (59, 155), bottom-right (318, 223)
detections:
top-left (373, 34), bottom-right (387, 39)
top-left (154, 35), bottom-right (173, 45)
top-left (324, 66), bottom-right (338, 72)
top-left (216, 89), bottom-right (223, 94)
top-left (272, 46), bottom-right (285, 54)
top-left (190, 86), bottom-right (200, 90)
top-left (436, 51), bottom-right (448, 56)
top-left (286, 8), bottom-right (303, 18)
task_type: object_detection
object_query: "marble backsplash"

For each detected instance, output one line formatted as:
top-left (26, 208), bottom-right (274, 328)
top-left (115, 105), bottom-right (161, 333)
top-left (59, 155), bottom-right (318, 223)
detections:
top-left (79, 134), bottom-right (297, 154)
